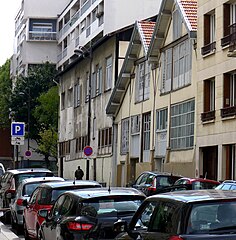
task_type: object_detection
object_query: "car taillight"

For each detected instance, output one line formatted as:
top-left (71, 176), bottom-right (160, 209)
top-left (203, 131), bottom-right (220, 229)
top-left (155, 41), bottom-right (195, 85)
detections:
top-left (169, 236), bottom-right (184, 240)
top-left (16, 199), bottom-right (24, 206)
top-left (147, 178), bottom-right (156, 192)
top-left (67, 222), bottom-right (93, 231)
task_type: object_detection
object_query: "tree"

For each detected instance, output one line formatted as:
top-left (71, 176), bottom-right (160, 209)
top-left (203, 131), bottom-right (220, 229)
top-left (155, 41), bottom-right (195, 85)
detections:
top-left (0, 60), bottom-right (12, 127)
top-left (9, 62), bottom-right (57, 140)
top-left (33, 86), bottom-right (59, 165)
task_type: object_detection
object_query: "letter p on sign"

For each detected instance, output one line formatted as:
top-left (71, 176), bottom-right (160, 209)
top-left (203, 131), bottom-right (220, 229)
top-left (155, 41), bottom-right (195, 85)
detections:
top-left (11, 122), bottom-right (25, 137)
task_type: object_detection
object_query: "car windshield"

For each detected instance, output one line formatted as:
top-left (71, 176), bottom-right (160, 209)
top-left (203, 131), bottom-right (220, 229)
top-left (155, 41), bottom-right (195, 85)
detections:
top-left (23, 183), bottom-right (42, 196)
top-left (187, 202), bottom-right (236, 234)
top-left (192, 181), bottom-right (219, 190)
top-left (15, 172), bottom-right (53, 188)
top-left (81, 196), bottom-right (144, 217)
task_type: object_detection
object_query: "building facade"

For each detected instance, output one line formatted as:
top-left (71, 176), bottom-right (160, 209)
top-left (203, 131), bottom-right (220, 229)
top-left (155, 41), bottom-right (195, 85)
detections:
top-left (57, 0), bottom-right (161, 185)
top-left (196, 0), bottom-right (236, 181)
top-left (107, 0), bottom-right (198, 186)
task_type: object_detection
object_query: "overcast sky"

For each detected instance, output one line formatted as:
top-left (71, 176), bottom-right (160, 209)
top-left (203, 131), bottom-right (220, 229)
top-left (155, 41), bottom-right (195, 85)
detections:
top-left (0, 0), bottom-right (21, 66)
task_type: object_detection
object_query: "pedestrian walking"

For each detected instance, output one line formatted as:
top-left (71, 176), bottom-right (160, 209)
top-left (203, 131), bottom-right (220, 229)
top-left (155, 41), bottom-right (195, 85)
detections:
top-left (75, 166), bottom-right (84, 180)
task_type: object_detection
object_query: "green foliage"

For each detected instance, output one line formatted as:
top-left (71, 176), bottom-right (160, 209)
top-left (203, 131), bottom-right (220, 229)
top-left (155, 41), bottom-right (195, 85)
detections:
top-left (0, 60), bottom-right (12, 127)
top-left (9, 62), bottom-right (57, 140)
top-left (37, 128), bottom-right (58, 160)
top-left (33, 86), bottom-right (59, 131)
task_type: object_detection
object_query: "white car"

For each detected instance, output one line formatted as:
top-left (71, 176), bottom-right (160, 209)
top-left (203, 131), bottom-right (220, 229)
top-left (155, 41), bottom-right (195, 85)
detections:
top-left (10, 176), bottom-right (64, 233)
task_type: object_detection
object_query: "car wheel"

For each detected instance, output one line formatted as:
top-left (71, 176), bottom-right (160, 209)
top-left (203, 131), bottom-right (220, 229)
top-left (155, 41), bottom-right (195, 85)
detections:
top-left (23, 219), bottom-right (31, 240)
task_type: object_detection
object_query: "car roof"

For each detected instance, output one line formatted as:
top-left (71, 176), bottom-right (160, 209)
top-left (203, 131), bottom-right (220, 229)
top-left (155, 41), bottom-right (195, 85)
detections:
top-left (139, 171), bottom-right (182, 177)
top-left (177, 177), bottom-right (220, 184)
top-left (20, 177), bottom-right (64, 185)
top-left (38, 180), bottom-right (101, 189)
top-left (65, 187), bottom-right (146, 199)
top-left (5, 168), bottom-right (52, 175)
top-left (148, 189), bottom-right (236, 203)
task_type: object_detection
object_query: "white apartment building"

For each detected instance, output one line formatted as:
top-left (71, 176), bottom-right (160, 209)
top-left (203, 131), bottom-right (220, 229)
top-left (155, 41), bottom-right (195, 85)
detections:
top-left (11, 0), bottom-right (70, 77)
top-left (57, 0), bottom-right (161, 185)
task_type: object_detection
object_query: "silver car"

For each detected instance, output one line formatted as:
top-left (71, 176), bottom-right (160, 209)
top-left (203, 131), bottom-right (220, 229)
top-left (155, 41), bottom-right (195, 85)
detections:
top-left (10, 176), bottom-right (64, 232)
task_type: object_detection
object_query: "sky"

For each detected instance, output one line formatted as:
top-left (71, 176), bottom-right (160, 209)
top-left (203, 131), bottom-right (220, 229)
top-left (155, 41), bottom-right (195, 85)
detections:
top-left (0, 0), bottom-right (22, 66)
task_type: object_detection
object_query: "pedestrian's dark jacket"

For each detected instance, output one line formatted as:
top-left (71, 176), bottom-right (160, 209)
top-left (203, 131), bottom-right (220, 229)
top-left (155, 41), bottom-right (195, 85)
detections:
top-left (75, 168), bottom-right (84, 180)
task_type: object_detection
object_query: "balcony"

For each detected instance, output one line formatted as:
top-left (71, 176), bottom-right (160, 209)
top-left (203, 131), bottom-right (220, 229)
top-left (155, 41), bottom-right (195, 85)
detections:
top-left (221, 106), bottom-right (236, 118)
top-left (227, 23), bottom-right (236, 57)
top-left (201, 42), bottom-right (216, 56)
top-left (29, 31), bottom-right (57, 41)
top-left (201, 110), bottom-right (215, 122)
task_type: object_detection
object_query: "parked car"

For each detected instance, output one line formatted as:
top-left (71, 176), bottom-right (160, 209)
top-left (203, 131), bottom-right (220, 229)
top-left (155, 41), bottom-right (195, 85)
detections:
top-left (23, 180), bottom-right (102, 240)
top-left (0, 168), bottom-right (54, 208)
top-left (38, 187), bottom-right (146, 240)
top-left (130, 171), bottom-right (182, 196)
top-left (114, 189), bottom-right (236, 239)
top-left (215, 180), bottom-right (236, 190)
top-left (10, 176), bottom-right (64, 232)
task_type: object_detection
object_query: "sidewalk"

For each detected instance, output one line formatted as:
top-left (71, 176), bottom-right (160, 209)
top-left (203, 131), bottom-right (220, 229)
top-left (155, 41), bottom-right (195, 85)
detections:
top-left (0, 222), bottom-right (21, 240)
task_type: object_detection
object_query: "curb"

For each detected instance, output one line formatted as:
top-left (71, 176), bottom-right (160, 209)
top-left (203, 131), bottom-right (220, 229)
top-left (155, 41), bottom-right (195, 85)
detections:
top-left (0, 222), bottom-right (21, 240)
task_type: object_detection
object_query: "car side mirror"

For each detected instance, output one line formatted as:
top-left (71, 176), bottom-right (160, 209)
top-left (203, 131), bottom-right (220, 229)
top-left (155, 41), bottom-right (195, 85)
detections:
top-left (22, 199), bottom-right (28, 207)
top-left (38, 209), bottom-right (49, 219)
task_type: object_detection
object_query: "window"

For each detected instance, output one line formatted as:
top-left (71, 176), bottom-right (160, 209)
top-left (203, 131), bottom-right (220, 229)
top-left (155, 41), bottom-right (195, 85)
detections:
top-left (121, 118), bottom-right (129, 154)
top-left (61, 92), bottom-right (65, 110)
top-left (131, 115), bottom-right (140, 134)
top-left (98, 127), bottom-right (112, 149)
top-left (142, 112), bottom-right (151, 151)
top-left (105, 56), bottom-right (112, 90)
top-left (156, 108), bottom-right (168, 131)
top-left (202, 11), bottom-right (216, 55)
top-left (161, 39), bottom-right (191, 93)
top-left (173, 9), bottom-right (182, 40)
top-left (136, 61), bottom-right (150, 102)
top-left (96, 67), bottom-right (103, 95)
top-left (85, 72), bottom-right (90, 102)
top-left (170, 99), bottom-right (195, 149)
top-left (204, 78), bottom-right (215, 112)
top-left (68, 88), bottom-right (73, 107)
top-left (223, 73), bottom-right (236, 108)
top-left (74, 83), bottom-right (81, 108)
top-left (76, 136), bottom-right (88, 153)
top-left (91, 71), bottom-right (96, 98)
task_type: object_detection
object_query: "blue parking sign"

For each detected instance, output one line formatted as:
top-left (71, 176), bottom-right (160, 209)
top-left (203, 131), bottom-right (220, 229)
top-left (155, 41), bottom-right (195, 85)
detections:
top-left (11, 122), bottom-right (25, 136)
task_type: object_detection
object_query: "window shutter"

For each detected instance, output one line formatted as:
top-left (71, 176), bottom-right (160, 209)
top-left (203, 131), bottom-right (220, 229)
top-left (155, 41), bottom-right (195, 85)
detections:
top-left (204, 80), bottom-right (210, 112)
top-left (224, 74), bottom-right (230, 107)
top-left (224, 4), bottom-right (230, 37)
top-left (204, 15), bottom-right (210, 45)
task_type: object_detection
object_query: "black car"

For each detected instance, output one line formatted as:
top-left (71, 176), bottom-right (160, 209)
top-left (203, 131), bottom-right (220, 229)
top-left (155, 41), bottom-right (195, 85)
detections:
top-left (131, 171), bottom-right (182, 196)
top-left (39, 188), bottom-right (145, 240)
top-left (115, 190), bottom-right (236, 239)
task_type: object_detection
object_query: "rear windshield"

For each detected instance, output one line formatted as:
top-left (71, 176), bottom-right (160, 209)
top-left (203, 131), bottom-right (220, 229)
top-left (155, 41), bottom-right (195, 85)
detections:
top-left (156, 176), bottom-right (180, 187)
top-left (80, 196), bottom-right (145, 217)
top-left (23, 182), bottom-right (43, 196)
top-left (187, 201), bottom-right (236, 234)
top-left (38, 185), bottom-right (101, 205)
top-left (15, 172), bottom-right (53, 188)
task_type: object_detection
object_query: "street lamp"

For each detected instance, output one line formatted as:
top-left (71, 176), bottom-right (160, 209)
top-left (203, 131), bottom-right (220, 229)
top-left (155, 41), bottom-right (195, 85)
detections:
top-left (74, 44), bottom-right (92, 180)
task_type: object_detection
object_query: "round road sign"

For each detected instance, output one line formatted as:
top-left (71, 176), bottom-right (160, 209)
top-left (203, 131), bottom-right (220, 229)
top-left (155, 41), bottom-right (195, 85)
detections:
top-left (83, 146), bottom-right (93, 156)
top-left (25, 150), bottom-right (32, 158)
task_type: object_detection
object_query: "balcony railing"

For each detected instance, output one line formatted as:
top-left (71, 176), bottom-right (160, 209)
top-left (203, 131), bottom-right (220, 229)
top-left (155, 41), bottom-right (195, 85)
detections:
top-left (29, 31), bottom-right (57, 41)
top-left (221, 34), bottom-right (231, 47)
top-left (221, 105), bottom-right (236, 118)
top-left (201, 41), bottom-right (216, 55)
top-left (201, 110), bottom-right (215, 122)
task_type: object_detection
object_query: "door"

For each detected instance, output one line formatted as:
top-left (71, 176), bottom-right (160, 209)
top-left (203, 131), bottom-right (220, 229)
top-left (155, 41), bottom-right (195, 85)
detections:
top-left (202, 146), bottom-right (218, 180)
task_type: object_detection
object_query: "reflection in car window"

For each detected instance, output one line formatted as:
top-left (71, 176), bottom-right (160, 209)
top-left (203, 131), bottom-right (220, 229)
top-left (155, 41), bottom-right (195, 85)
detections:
top-left (150, 201), bottom-right (180, 234)
top-left (134, 202), bottom-right (157, 230)
top-left (230, 185), bottom-right (236, 190)
top-left (187, 202), bottom-right (236, 234)
top-left (136, 174), bottom-right (148, 185)
top-left (60, 196), bottom-right (73, 215)
top-left (51, 195), bottom-right (66, 217)
top-left (29, 189), bottom-right (39, 204)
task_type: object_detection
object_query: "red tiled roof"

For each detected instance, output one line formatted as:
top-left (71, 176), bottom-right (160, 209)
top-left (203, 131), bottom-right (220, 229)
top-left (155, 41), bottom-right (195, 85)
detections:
top-left (179, 0), bottom-right (197, 31)
top-left (137, 21), bottom-right (156, 52)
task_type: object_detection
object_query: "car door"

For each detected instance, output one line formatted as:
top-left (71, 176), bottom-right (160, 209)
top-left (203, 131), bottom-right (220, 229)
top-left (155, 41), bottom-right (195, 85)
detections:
top-left (25, 188), bottom-right (40, 234)
top-left (43, 195), bottom-right (66, 240)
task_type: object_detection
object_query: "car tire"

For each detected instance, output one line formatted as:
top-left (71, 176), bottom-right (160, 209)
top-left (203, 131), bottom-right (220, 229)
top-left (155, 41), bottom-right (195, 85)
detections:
top-left (23, 218), bottom-right (31, 240)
